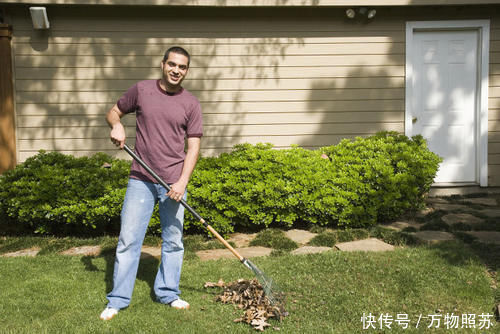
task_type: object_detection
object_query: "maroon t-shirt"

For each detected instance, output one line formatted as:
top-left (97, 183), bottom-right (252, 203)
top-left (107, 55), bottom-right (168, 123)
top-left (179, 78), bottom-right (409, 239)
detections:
top-left (117, 79), bottom-right (203, 184)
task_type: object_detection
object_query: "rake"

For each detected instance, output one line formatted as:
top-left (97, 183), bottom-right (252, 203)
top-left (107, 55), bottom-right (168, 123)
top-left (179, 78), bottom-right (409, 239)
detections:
top-left (123, 144), bottom-right (285, 311)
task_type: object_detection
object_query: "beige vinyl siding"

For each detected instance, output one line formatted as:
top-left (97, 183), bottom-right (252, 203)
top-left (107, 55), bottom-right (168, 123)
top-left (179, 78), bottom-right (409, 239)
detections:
top-left (490, 58), bottom-right (500, 185)
top-left (491, 11), bottom-right (500, 185)
top-left (11, 6), bottom-right (406, 163)
top-left (7, 5), bottom-right (500, 185)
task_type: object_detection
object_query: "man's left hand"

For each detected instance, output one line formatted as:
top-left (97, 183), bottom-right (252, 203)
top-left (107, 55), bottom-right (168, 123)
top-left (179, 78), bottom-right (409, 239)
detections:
top-left (167, 181), bottom-right (187, 202)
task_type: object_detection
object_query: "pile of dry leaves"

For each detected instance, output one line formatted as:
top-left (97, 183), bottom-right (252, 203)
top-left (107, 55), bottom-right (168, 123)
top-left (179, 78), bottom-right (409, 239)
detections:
top-left (204, 278), bottom-right (287, 331)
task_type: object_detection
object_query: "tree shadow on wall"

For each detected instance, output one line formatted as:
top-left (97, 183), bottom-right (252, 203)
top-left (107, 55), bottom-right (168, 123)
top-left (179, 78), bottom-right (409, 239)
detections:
top-left (14, 5), bottom-right (308, 160)
top-left (301, 5), bottom-right (495, 178)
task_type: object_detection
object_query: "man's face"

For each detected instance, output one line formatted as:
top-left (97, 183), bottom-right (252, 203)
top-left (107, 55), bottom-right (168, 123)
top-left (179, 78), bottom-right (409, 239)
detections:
top-left (161, 52), bottom-right (189, 90)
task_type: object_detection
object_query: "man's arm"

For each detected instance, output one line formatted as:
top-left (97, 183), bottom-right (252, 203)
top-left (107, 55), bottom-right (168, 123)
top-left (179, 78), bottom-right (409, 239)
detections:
top-left (167, 137), bottom-right (201, 202)
top-left (106, 104), bottom-right (126, 149)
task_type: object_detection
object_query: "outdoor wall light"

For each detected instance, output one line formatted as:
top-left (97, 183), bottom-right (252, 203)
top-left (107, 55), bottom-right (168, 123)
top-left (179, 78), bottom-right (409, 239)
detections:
top-left (345, 8), bottom-right (356, 19)
top-left (29, 7), bottom-right (50, 29)
top-left (346, 7), bottom-right (377, 20)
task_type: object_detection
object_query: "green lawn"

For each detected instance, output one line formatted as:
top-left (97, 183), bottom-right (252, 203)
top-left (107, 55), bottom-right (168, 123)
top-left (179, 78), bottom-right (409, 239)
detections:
top-left (0, 239), bottom-right (497, 333)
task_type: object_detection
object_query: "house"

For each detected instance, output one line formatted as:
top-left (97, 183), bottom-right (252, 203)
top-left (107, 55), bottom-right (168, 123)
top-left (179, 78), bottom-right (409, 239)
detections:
top-left (0, 0), bottom-right (499, 187)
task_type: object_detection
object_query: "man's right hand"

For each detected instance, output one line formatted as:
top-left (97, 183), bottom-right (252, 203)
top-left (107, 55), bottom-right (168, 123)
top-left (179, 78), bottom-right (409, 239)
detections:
top-left (106, 104), bottom-right (126, 149)
top-left (110, 123), bottom-right (126, 149)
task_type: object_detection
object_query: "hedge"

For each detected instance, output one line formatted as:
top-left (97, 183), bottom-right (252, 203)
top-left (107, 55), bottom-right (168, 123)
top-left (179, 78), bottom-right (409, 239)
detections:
top-left (184, 132), bottom-right (441, 234)
top-left (0, 151), bottom-right (129, 236)
top-left (0, 132), bottom-right (441, 236)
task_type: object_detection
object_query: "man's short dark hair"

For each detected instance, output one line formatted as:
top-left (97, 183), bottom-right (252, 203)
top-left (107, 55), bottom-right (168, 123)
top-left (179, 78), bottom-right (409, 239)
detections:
top-left (163, 46), bottom-right (191, 67)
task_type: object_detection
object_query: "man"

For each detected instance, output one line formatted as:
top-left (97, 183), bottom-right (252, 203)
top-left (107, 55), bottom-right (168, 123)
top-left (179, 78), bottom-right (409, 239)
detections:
top-left (100, 46), bottom-right (203, 320)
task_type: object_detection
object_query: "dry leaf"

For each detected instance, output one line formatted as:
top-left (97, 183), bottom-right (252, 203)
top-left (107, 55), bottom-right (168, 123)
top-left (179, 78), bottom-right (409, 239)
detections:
top-left (205, 278), bottom-right (287, 331)
top-left (251, 318), bottom-right (271, 331)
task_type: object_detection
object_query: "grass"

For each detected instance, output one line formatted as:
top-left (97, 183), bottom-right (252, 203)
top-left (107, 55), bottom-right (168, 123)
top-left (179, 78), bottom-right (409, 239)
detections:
top-left (0, 237), bottom-right (498, 333)
top-left (249, 228), bottom-right (299, 251)
top-left (308, 231), bottom-right (337, 247)
top-left (1, 190), bottom-right (499, 333)
top-left (308, 227), bottom-right (419, 248)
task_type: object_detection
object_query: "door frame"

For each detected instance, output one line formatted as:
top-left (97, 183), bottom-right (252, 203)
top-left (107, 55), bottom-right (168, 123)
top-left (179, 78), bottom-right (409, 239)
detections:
top-left (405, 20), bottom-right (490, 187)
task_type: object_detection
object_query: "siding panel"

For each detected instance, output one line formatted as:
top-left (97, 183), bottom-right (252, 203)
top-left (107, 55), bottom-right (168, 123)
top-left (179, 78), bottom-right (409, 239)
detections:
top-left (14, 54), bottom-right (405, 68)
top-left (15, 89), bottom-right (405, 104)
top-left (15, 77), bottom-right (405, 91)
top-left (15, 100), bottom-right (405, 116)
top-left (14, 42), bottom-right (405, 56)
top-left (14, 66), bottom-right (405, 80)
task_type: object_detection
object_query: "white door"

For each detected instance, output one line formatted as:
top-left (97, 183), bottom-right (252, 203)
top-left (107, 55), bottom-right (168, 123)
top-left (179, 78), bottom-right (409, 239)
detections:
top-left (409, 30), bottom-right (478, 183)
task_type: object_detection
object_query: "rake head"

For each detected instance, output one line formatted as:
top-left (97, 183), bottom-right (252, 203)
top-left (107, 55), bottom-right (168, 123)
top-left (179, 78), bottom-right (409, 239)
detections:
top-left (243, 258), bottom-right (287, 315)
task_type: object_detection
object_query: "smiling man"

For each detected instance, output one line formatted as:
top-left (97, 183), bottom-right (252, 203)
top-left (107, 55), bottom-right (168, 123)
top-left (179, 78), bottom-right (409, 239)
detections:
top-left (100, 46), bottom-right (203, 320)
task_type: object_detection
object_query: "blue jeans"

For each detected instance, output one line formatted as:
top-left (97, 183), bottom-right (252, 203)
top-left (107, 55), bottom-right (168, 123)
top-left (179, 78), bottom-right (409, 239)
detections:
top-left (106, 178), bottom-right (186, 310)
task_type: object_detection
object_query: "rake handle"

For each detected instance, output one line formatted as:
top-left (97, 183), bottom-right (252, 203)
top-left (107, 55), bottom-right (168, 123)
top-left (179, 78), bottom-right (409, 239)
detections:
top-left (123, 144), bottom-right (245, 262)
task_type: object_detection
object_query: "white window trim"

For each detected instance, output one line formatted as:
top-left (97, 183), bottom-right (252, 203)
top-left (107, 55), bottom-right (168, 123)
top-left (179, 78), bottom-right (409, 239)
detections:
top-left (405, 20), bottom-right (490, 187)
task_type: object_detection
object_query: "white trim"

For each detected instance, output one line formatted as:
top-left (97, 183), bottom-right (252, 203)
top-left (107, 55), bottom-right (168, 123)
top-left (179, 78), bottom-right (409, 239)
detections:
top-left (405, 20), bottom-right (490, 187)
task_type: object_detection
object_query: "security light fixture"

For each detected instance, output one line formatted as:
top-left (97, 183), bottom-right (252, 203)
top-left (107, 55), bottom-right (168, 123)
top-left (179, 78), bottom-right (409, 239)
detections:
top-left (358, 7), bottom-right (368, 16)
top-left (345, 8), bottom-right (356, 19)
top-left (29, 7), bottom-right (50, 29)
top-left (346, 7), bottom-right (377, 20)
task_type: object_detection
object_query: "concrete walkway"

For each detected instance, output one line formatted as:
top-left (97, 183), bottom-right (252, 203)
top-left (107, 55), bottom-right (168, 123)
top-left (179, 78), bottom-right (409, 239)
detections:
top-left (2, 192), bottom-right (499, 259)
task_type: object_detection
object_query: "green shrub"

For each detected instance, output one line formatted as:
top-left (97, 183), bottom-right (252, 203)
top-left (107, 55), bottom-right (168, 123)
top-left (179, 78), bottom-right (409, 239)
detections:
top-left (0, 151), bottom-right (130, 235)
top-left (187, 132), bottom-right (441, 234)
top-left (320, 132), bottom-right (442, 223)
top-left (0, 132), bottom-right (441, 236)
top-left (187, 143), bottom-right (327, 234)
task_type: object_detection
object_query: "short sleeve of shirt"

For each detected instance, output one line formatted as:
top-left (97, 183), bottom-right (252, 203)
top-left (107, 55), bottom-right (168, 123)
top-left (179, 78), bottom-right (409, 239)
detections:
top-left (186, 101), bottom-right (203, 138)
top-left (116, 84), bottom-right (139, 114)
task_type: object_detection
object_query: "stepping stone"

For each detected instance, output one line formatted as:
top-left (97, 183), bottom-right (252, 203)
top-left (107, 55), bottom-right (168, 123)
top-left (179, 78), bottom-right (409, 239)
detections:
top-left (466, 231), bottom-right (500, 245)
top-left (60, 245), bottom-right (101, 256)
top-left (441, 213), bottom-right (483, 225)
top-left (285, 229), bottom-right (317, 245)
top-left (335, 238), bottom-right (394, 252)
top-left (477, 209), bottom-right (500, 218)
top-left (384, 221), bottom-right (420, 232)
top-left (432, 203), bottom-right (469, 211)
top-left (140, 246), bottom-right (161, 259)
top-left (196, 246), bottom-right (272, 261)
top-left (462, 198), bottom-right (498, 206)
top-left (413, 231), bottom-right (455, 244)
top-left (227, 233), bottom-right (258, 248)
top-left (416, 207), bottom-right (435, 217)
top-left (427, 197), bottom-right (450, 204)
top-left (2, 247), bottom-right (40, 258)
top-left (291, 246), bottom-right (332, 255)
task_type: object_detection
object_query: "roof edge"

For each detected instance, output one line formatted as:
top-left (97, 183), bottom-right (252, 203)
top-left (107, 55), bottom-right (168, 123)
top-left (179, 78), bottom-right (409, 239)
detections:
top-left (1, 0), bottom-right (500, 7)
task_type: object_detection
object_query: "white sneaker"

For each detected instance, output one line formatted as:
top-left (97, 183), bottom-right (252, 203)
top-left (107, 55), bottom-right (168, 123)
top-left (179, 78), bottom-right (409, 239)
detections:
top-left (170, 299), bottom-right (190, 310)
top-left (100, 307), bottom-right (119, 320)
